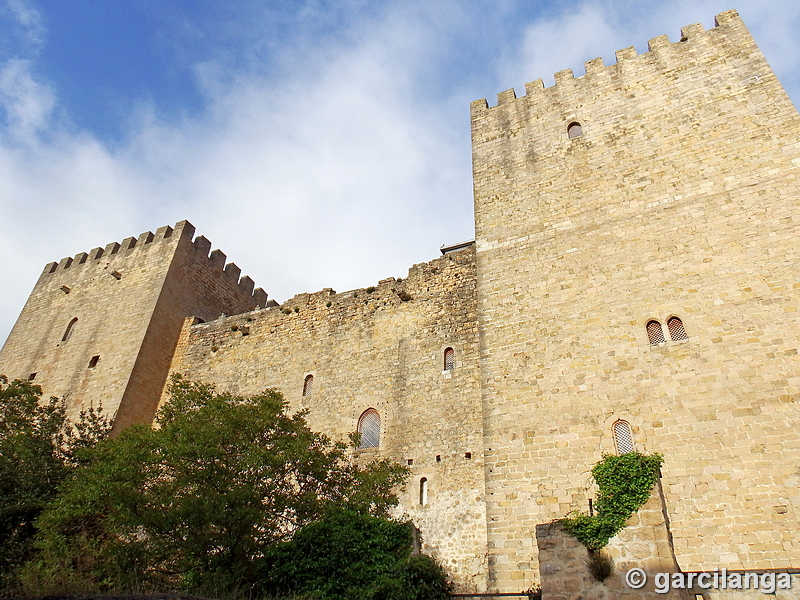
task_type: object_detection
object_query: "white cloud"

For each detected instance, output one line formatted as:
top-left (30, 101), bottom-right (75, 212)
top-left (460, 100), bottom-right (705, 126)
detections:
top-left (0, 58), bottom-right (55, 143)
top-left (499, 4), bottom-right (625, 91)
top-left (0, 2), bottom-right (474, 343)
top-left (5, 0), bottom-right (44, 47)
top-left (0, 0), bottom-right (798, 346)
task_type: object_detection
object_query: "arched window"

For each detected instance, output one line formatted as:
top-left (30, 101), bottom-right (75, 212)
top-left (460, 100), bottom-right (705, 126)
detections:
top-left (62, 318), bottom-right (78, 342)
top-left (444, 347), bottom-right (455, 371)
top-left (646, 320), bottom-right (665, 346)
top-left (302, 374), bottom-right (314, 396)
top-left (613, 420), bottom-right (635, 455)
top-left (357, 409), bottom-right (381, 449)
top-left (419, 477), bottom-right (428, 506)
top-left (567, 122), bottom-right (583, 138)
top-left (667, 317), bottom-right (687, 341)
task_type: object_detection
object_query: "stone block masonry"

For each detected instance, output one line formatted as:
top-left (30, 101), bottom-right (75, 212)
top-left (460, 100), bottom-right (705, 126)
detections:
top-left (3, 8), bottom-right (800, 596)
top-left (472, 8), bottom-right (800, 591)
top-left (162, 247), bottom-right (489, 592)
top-left (0, 220), bottom-right (266, 430)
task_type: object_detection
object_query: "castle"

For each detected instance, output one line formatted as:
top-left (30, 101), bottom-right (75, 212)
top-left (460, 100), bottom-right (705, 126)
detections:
top-left (2, 10), bottom-right (799, 596)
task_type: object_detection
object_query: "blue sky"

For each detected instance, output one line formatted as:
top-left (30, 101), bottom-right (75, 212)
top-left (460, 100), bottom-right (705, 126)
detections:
top-left (0, 0), bottom-right (798, 343)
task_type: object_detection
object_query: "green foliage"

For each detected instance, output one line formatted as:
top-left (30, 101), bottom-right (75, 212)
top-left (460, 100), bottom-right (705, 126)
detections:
top-left (25, 375), bottom-right (409, 595)
top-left (262, 508), bottom-right (451, 600)
top-left (560, 452), bottom-right (663, 550)
top-left (0, 376), bottom-right (110, 592)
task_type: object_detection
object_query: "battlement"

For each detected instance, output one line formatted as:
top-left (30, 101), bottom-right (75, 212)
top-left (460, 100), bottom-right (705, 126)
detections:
top-left (40, 220), bottom-right (267, 306)
top-left (188, 232), bottom-right (267, 307)
top-left (42, 221), bottom-right (189, 275)
top-left (471, 9), bottom-right (749, 113)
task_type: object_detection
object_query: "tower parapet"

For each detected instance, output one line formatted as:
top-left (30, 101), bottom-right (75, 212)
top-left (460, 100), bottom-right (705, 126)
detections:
top-left (472, 10), bottom-right (752, 114)
top-left (39, 221), bottom-right (267, 308)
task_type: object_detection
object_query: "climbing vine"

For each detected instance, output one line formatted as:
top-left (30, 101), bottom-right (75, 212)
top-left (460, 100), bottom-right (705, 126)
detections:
top-left (560, 452), bottom-right (663, 550)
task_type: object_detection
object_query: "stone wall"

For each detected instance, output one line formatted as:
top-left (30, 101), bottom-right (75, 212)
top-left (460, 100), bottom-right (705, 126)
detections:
top-left (536, 483), bottom-right (800, 600)
top-left (472, 10), bottom-right (800, 591)
top-left (161, 247), bottom-right (489, 592)
top-left (537, 483), bottom-right (685, 600)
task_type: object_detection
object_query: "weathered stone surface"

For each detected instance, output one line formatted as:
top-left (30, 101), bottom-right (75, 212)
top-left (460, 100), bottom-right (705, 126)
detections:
top-left (2, 8), bottom-right (800, 597)
top-left (473, 9), bottom-right (800, 591)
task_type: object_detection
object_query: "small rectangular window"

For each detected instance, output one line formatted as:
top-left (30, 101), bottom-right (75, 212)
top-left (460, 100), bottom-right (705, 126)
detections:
top-left (28, 372), bottom-right (37, 381)
top-left (88, 355), bottom-right (100, 369)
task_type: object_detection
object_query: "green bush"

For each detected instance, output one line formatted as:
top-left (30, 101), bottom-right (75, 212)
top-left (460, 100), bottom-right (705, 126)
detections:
top-left (261, 508), bottom-right (451, 600)
top-left (561, 452), bottom-right (663, 550)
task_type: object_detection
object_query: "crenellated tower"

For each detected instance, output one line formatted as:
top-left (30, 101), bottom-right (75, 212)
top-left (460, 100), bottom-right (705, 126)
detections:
top-left (472, 9), bottom-right (800, 590)
top-left (0, 220), bottom-right (267, 431)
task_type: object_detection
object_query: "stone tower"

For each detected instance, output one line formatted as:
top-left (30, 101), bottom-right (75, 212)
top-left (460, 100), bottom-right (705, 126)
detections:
top-left (472, 9), bottom-right (800, 590)
top-left (0, 220), bottom-right (266, 430)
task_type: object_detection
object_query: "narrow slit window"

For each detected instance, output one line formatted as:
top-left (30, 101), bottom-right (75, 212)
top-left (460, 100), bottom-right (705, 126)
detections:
top-left (444, 347), bottom-right (455, 371)
top-left (357, 409), bottom-right (380, 449)
top-left (646, 320), bottom-right (665, 346)
top-left (567, 122), bottom-right (583, 138)
top-left (87, 355), bottom-right (100, 369)
top-left (302, 374), bottom-right (314, 396)
top-left (62, 318), bottom-right (78, 342)
top-left (28, 373), bottom-right (36, 381)
top-left (667, 317), bottom-right (687, 341)
top-left (419, 477), bottom-right (428, 506)
top-left (613, 420), bottom-right (635, 455)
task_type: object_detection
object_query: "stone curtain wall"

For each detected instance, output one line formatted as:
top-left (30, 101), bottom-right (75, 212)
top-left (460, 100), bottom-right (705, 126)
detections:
top-left (472, 10), bottom-right (800, 591)
top-left (162, 248), bottom-right (489, 592)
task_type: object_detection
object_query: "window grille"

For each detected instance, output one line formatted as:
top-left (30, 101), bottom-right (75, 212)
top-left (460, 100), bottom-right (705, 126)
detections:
top-left (667, 317), bottom-right (687, 341)
top-left (358, 409), bottom-right (380, 449)
top-left (62, 318), bottom-right (78, 342)
top-left (419, 477), bottom-right (428, 506)
top-left (613, 420), bottom-right (635, 455)
top-left (646, 320), bottom-right (665, 345)
top-left (302, 374), bottom-right (313, 396)
top-left (568, 122), bottom-right (583, 138)
top-left (444, 347), bottom-right (455, 371)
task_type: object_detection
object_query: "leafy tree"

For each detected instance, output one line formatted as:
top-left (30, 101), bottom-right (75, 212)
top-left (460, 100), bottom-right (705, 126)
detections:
top-left (25, 375), bottom-right (409, 594)
top-left (262, 508), bottom-right (452, 600)
top-left (0, 376), bottom-right (109, 591)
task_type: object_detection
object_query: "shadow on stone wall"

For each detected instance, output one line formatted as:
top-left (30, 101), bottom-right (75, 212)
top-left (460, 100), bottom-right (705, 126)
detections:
top-left (535, 480), bottom-right (688, 600)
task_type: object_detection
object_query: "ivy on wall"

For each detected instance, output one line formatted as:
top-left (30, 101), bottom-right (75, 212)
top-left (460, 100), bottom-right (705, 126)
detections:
top-left (561, 452), bottom-right (664, 550)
